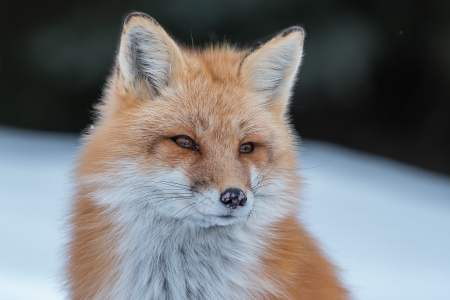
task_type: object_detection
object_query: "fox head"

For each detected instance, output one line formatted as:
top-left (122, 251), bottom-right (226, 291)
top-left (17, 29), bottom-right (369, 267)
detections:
top-left (78, 12), bottom-right (305, 228)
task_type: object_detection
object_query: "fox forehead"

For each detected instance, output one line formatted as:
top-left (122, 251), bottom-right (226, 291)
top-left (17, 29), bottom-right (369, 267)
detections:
top-left (131, 68), bottom-right (272, 139)
top-left (181, 46), bottom-right (245, 82)
top-left (134, 97), bottom-right (272, 144)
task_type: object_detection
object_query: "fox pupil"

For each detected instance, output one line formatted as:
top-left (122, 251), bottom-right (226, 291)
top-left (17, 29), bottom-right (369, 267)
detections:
top-left (181, 139), bottom-right (189, 147)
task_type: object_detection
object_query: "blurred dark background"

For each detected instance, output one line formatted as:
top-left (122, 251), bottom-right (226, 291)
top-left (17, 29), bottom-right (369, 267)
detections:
top-left (1, 0), bottom-right (449, 175)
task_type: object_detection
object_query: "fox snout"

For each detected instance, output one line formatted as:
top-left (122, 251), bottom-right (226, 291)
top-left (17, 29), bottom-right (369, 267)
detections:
top-left (220, 188), bottom-right (247, 209)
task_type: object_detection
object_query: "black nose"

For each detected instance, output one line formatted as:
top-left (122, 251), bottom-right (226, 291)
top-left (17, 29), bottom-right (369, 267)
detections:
top-left (220, 188), bottom-right (247, 209)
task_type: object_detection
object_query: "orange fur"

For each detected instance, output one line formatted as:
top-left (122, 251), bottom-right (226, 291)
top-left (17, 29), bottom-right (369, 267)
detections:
top-left (255, 215), bottom-right (348, 299)
top-left (67, 12), bottom-right (348, 299)
top-left (67, 192), bottom-right (119, 299)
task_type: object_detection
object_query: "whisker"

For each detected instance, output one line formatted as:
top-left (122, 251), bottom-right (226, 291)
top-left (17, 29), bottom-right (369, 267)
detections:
top-left (173, 202), bottom-right (197, 218)
top-left (181, 194), bottom-right (208, 220)
top-left (156, 181), bottom-right (192, 189)
top-left (154, 151), bottom-right (203, 186)
top-left (249, 152), bottom-right (287, 187)
top-left (249, 152), bottom-right (288, 194)
top-left (301, 160), bottom-right (338, 170)
top-left (236, 211), bottom-right (251, 233)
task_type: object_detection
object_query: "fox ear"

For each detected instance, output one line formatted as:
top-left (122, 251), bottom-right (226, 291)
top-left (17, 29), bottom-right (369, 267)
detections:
top-left (240, 27), bottom-right (305, 116)
top-left (116, 12), bottom-right (184, 97)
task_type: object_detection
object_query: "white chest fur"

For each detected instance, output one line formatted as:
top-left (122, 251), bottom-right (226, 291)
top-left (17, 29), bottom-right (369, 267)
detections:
top-left (105, 214), bottom-right (265, 300)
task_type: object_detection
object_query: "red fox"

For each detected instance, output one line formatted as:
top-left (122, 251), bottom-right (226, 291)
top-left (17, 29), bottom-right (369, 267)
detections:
top-left (67, 12), bottom-right (348, 299)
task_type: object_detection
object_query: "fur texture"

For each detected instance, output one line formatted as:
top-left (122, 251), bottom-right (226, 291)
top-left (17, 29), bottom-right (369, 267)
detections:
top-left (67, 12), bottom-right (348, 299)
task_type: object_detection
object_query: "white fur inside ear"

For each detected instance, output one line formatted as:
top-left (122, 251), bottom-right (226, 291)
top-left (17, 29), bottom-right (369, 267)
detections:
top-left (242, 31), bottom-right (304, 101)
top-left (118, 22), bottom-right (172, 91)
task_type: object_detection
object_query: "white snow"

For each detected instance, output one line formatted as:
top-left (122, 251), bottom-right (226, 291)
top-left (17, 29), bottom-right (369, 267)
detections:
top-left (299, 142), bottom-right (450, 300)
top-left (1, 126), bottom-right (449, 300)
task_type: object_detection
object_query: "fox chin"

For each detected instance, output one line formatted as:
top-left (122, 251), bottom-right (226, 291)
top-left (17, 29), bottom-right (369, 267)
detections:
top-left (66, 12), bottom-right (348, 300)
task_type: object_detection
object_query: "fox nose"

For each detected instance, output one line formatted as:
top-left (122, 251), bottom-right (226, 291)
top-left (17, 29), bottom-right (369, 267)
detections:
top-left (220, 188), bottom-right (247, 209)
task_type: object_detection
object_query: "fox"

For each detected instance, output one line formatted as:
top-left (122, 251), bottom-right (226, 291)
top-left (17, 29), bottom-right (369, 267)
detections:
top-left (67, 12), bottom-right (348, 300)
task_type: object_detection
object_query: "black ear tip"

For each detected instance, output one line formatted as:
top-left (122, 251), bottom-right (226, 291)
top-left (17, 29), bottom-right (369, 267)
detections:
top-left (123, 12), bottom-right (158, 26)
top-left (280, 26), bottom-right (305, 38)
top-left (246, 25), bottom-right (305, 53)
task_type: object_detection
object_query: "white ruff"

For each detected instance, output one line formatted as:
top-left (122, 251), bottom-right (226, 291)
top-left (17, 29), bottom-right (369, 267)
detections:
top-left (79, 161), bottom-right (297, 300)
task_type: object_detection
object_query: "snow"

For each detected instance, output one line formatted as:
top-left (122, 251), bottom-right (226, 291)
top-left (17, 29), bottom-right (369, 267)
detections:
top-left (1, 126), bottom-right (449, 300)
top-left (0, 127), bottom-right (77, 300)
top-left (299, 142), bottom-right (450, 299)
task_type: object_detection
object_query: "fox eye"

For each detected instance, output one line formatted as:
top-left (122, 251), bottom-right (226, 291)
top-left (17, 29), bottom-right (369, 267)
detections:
top-left (239, 142), bottom-right (254, 154)
top-left (172, 135), bottom-right (199, 151)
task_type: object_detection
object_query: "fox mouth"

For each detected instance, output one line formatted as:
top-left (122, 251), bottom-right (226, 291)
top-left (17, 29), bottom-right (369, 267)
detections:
top-left (218, 214), bottom-right (234, 219)
top-left (188, 212), bottom-right (241, 227)
top-left (201, 212), bottom-right (236, 219)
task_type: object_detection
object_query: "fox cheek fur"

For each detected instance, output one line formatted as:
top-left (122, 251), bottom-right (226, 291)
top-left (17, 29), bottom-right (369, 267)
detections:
top-left (67, 12), bottom-right (348, 300)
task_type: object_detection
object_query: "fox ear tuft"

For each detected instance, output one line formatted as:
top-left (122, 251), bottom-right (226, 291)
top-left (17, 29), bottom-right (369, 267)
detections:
top-left (240, 27), bottom-right (305, 116)
top-left (117, 12), bottom-right (184, 97)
